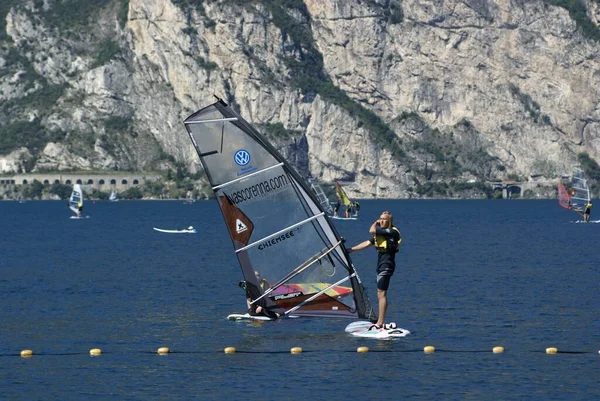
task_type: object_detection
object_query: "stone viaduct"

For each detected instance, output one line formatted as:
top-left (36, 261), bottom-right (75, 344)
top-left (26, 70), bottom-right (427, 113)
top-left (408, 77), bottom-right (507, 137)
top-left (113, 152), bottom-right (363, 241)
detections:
top-left (0, 173), bottom-right (161, 191)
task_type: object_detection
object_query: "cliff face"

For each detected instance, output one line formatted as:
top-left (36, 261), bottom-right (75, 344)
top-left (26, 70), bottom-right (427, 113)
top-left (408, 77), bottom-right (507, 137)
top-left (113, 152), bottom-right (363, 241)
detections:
top-left (1, 0), bottom-right (599, 198)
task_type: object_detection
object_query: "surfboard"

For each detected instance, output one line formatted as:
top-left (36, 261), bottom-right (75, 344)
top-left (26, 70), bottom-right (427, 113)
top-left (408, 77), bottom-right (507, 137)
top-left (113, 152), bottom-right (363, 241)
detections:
top-left (227, 313), bottom-right (299, 321)
top-left (227, 313), bottom-right (275, 321)
top-left (345, 321), bottom-right (410, 339)
top-left (331, 216), bottom-right (358, 221)
top-left (70, 216), bottom-right (90, 219)
top-left (153, 227), bottom-right (197, 234)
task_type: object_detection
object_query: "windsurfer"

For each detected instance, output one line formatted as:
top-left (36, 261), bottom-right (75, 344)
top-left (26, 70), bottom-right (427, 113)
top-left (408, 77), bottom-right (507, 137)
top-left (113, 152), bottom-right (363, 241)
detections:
top-left (347, 211), bottom-right (401, 330)
top-left (77, 202), bottom-right (83, 217)
top-left (333, 201), bottom-right (340, 217)
top-left (255, 270), bottom-right (270, 291)
top-left (584, 201), bottom-right (592, 223)
top-left (239, 280), bottom-right (281, 319)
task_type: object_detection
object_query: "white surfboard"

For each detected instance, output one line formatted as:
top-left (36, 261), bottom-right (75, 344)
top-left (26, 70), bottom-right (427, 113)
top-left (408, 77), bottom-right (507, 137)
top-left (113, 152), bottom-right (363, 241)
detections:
top-left (226, 313), bottom-right (299, 321)
top-left (153, 227), bottom-right (197, 234)
top-left (331, 216), bottom-right (358, 221)
top-left (70, 216), bottom-right (90, 219)
top-left (345, 320), bottom-right (410, 339)
top-left (227, 313), bottom-right (275, 321)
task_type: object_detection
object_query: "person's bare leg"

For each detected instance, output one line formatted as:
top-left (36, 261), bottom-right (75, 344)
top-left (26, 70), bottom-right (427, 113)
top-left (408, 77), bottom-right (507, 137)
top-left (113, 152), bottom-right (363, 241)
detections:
top-left (376, 289), bottom-right (387, 327)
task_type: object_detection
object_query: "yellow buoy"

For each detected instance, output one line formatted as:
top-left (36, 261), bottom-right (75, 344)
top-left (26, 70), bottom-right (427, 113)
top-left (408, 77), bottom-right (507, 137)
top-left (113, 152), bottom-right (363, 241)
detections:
top-left (224, 347), bottom-right (236, 354)
top-left (492, 346), bottom-right (504, 354)
top-left (357, 346), bottom-right (369, 353)
top-left (423, 346), bottom-right (435, 354)
top-left (157, 347), bottom-right (170, 355)
top-left (20, 349), bottom-right (33, 358)
top-left (546, 347), bottom-right (558, 354)
top-left (89, 348), bottom-right (102, 356)
top-left (290, 347), bottom-right (303, 354)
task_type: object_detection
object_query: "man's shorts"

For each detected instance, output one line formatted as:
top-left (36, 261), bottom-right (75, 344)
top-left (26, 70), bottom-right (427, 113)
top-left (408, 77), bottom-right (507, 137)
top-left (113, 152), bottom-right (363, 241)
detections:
top-left (376, 268), bottom-right (395, 291)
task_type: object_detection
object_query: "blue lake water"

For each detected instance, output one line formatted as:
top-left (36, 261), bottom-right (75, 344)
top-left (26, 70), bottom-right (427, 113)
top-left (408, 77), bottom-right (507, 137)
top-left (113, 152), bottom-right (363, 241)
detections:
top-left (1, 199), bottom-right (598, 400)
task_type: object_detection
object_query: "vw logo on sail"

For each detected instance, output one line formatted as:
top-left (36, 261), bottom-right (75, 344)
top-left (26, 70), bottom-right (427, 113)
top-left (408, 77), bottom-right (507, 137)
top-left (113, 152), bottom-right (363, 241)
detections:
top-left (234, 150), bottom-right (251, 166)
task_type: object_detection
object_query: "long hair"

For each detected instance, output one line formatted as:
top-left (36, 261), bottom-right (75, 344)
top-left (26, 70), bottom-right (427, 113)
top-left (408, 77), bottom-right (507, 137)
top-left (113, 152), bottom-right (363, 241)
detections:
top-left (382, 211), bottom-right (393, 225)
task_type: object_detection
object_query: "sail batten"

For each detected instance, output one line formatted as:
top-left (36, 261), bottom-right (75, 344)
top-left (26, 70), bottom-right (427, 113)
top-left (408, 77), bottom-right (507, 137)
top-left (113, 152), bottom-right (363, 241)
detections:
top-left (284, 274), bottom-right (355, 316)
top-left (212, 163), bottom-right (285, 191)
top-left (185, 117), bottom-right (239, 124)
top-left (250, 240), bottom-right (343, 305)
top-left (184, 100), bottom-right (376, 320)
top-left (235, 212), bottom-right (325, 253)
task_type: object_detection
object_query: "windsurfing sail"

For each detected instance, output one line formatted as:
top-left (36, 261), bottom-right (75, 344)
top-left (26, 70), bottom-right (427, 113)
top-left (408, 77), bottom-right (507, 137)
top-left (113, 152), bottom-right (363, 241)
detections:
top-left (335, 181), bottom-right (359, 218)
top-left (183, 99), bottom-right (376, 320)
top-left (557, 183), bottom-right (571, 210)
top-left (310, 181), bottom-right (333, 216)
top-left (109, 190), bottom-right (118, 201)
top-left (69, 184), bottom-right (83, 215)
top-left (570, 167), bottom-right (590, 211)
top-left (335, 181), bottom-right (352, 207)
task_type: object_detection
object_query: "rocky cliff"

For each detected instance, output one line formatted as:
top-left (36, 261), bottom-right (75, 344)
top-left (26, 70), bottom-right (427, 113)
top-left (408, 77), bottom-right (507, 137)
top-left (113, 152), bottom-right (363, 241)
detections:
top-left (1, 0), bottom-right (599, 198)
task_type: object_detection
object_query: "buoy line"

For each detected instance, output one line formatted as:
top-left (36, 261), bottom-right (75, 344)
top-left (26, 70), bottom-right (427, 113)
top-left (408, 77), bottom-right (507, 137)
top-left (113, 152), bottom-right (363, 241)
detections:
top-left (2, 346), bottom-right (598, 357)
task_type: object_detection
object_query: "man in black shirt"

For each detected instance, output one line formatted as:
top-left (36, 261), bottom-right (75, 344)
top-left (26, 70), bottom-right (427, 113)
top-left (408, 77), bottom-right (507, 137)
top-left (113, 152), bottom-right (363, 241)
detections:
top-left (239, 280), bottom-right (280, 319)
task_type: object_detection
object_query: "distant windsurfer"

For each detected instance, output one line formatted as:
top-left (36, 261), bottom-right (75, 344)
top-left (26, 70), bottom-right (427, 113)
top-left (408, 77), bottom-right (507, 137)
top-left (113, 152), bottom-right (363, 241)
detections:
top-left (584, 201), bottom-right (592, 223)
top-left (255, 270), bottom-right (270, 292)
top-left (347, 211), bottom-right (401, 330)
top-left (239, 280), bottom-right (281, 319)
top-left (333, 201), bottom-right (340, 217)
top-left (77, 202), bottom-right (83, 218)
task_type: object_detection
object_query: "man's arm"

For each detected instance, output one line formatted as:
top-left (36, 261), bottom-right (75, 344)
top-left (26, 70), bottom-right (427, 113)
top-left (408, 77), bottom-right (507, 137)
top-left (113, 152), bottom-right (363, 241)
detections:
top-left (347, 240), bottom-right (372, 253)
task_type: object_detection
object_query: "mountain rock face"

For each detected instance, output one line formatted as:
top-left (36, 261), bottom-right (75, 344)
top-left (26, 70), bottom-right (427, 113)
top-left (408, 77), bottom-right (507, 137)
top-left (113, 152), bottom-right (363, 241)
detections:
top-left (1, 0), bottom-right (599, 198)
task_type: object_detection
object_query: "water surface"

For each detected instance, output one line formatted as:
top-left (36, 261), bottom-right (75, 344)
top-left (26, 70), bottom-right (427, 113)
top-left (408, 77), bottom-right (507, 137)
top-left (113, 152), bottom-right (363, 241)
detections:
top-left (1, 200), bottom-right (598, 400)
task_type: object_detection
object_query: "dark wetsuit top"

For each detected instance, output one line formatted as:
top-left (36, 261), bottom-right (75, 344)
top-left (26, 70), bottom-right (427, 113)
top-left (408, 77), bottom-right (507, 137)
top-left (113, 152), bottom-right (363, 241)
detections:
top-left (585, 203), bottom-right (592, 215)
top-left (244, 281), bottom-right (279, 319)
top-left (369, 225), bottom-right (401, 276)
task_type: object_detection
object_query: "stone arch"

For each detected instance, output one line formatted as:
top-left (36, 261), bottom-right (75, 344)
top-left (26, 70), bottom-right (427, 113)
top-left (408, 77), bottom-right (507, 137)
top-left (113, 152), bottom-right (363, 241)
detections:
top-left (133, 179), bottom-right (139, 185)
top-left (76, 179), bottom-right (83, 184)
top-left (54, 179), bottom-right (60, 184)
top-left (66, 180), bottom-right (72, 185)
top-left (110, 179), bottom-right (116, 185)
top-left (99, 179), bottom-right (105, 185)
top-left (506, 185), bottom-right (522, 197)
top-left (122, 179), bottom-right (128, 185)
top-left (22, 179), bottom-right (28, 184)
top-left (87, 179), bottom-right (94, 184)
top-left (43, 180), bottom-right (49, 184)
